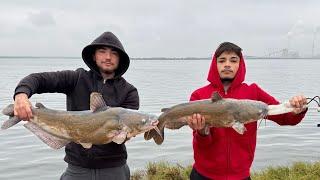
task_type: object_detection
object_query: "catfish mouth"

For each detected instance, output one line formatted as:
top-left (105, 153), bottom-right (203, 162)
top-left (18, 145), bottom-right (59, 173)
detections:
top-left (143, 120), bottom-right (162, 139)
top-left (151, 120), bottom-right (162, 138)
top-left (261, 108), bottom-right (269, 119)
top-left (140, 120), bottom-right (159, 131)
top-left (151, 120), bottom-right (159, 126)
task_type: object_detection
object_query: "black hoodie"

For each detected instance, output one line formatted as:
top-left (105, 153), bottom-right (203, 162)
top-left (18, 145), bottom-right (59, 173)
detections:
top-left (14, 31), bottom-right (139, 168)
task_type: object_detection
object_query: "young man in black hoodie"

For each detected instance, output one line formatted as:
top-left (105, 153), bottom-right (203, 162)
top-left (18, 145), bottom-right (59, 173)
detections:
top-left (13, 32), bottom-right (139, 180)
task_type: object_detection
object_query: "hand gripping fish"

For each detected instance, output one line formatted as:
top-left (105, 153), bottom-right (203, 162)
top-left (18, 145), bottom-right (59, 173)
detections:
top-left (1, 92), bottom-right (160, 149)
top-left (144, 92), bottom-right (304, 145)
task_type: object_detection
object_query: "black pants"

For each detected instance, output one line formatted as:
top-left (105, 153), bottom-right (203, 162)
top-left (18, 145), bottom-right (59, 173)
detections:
top-left (60, 163), bottom-right (130, 180)
top-left (190, 168), bottom-right (251, 180)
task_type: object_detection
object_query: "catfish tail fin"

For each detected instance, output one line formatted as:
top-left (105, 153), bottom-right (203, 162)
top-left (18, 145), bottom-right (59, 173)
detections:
top-left (144, 121), bottom-right (165, 145)
top-left (1, 104), bottom-right (21, 130)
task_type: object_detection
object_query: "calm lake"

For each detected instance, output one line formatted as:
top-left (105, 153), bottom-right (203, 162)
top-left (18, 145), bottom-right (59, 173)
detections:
top-left (0, 58), bottom-right (319, 179)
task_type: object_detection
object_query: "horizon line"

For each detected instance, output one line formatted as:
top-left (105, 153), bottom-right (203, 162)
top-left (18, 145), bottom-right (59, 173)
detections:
top-left (0, 55), bottom-right (319, 60)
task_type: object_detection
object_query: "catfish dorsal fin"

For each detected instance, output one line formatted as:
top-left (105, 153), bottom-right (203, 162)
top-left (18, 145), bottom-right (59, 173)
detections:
top-left (161, 108), bottom-right (170, 112)
top-left (211, 92), bottom-right (223, 102)
top-left (35, 102), bottom-right (46, 109)
top-left (90, 92), bottom-right (108, 112)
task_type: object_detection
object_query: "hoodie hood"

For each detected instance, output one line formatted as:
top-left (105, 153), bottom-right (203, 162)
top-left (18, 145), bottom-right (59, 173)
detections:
top-left (82, 31), bottom-right (130, 78)
top-left (207, 50), bottom-right (246, 91)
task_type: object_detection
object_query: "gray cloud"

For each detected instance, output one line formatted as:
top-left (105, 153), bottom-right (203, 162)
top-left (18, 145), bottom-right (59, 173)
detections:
top-left (27, 11), bottom-right (55, 27)
top-left (0, 0), bottom-right (319, 57)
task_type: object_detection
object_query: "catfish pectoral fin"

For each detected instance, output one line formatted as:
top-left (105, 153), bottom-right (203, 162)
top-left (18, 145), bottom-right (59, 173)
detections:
top-left (112, 131), bottom-right (127, 144)
top-left (231, 121), bottom-right (246, 134)
top-left (24, 122), bottom-right (70, 149)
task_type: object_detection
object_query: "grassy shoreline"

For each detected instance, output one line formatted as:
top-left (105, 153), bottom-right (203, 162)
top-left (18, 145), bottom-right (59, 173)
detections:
top-left (131, 161), bottom-right (320, 180)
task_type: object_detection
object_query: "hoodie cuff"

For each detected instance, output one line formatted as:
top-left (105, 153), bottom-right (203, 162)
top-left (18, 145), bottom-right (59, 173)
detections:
top-left (298, 108), bottom-right (308, 115)
top-left (194, 130), bottom-right (212, 146)
top-left (294, 108), bottom-right (308, 118)
top-left (14, 86), bottom-right (32, 100)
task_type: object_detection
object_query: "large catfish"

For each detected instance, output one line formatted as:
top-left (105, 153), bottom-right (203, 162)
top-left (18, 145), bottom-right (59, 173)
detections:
top-left (144, 92), bottom-right (298, 145)
top-left (1, 92), bottom-right (160, 149)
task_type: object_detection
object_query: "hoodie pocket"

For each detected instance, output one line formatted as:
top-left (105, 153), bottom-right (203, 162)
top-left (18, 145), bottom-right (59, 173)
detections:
top-left (229, 136), bottom-right (255, 173)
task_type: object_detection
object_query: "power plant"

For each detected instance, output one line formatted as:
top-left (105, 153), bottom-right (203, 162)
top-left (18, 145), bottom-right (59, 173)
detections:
top-left (266, 25), bottom-right (319, 58)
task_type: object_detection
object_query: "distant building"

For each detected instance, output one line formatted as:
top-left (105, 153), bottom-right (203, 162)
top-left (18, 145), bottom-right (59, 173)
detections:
top-left (267, 48), bottom-right (300, 58)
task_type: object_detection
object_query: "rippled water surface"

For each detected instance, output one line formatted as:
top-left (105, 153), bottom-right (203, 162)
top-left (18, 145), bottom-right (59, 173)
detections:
top-left (0, 58), bottom-right (319, 179)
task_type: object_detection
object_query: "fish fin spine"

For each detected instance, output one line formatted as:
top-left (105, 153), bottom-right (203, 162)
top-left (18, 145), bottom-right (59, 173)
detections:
top-left (211, 92), bottom-right (223, 102)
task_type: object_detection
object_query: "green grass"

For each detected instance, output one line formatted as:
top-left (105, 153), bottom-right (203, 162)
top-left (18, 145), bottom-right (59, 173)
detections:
top-left (252, 161), bottom-right (320, 180)
top-left (131, 161), bottom-right (320, 180)
top-left (131, 161), bottom-right (192, 180)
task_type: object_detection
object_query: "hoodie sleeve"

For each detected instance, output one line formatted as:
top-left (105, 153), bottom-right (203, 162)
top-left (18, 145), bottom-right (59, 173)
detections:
top-left (121, 85), bottom-right (139, 110)
top-left (14, 70), bottom-right (80, 99)
top-left (190, 90), bottom-right (213, 147)
top-left (254, 83), bottom-right (307, 125)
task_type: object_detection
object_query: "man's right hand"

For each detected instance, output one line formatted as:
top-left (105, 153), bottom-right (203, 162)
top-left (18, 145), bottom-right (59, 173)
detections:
top-left (187, 113), bottom-right (209, 136)
top-left (14, 93), bottom-right (33, 121)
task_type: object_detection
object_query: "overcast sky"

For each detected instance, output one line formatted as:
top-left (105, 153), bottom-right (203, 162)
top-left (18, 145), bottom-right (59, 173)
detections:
top-left (1, 0), bottom-right (319, 57)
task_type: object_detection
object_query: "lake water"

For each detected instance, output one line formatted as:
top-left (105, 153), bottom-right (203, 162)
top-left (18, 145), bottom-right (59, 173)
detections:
top-left (0, 58), bottom-right (319, 179)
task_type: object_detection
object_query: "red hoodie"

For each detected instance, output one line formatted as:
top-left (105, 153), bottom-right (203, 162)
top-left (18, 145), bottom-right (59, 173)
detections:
top-left (190, 52), bottom-right (306, 180)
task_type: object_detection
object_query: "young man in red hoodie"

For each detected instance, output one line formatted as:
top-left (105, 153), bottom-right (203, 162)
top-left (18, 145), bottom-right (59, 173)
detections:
top-left (187, 42), bottom-right (307, 180)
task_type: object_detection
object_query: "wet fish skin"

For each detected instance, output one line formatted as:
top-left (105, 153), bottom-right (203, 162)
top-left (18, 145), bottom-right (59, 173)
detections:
top-left (163, 98), bottom-right (268, 128)
top-left (144, 92), bottom-right (270, 145)
top-left (1, 93), bottom-right (159, 149)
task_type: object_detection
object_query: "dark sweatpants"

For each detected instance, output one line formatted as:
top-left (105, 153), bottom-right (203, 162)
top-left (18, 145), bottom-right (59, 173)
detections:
top-left (190, 168), bottom-right (251, 180)
top-left (60, 163), bottom-right (130, 180)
